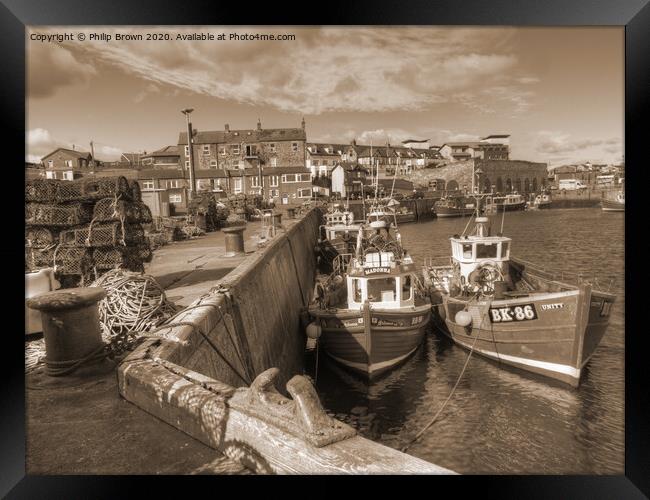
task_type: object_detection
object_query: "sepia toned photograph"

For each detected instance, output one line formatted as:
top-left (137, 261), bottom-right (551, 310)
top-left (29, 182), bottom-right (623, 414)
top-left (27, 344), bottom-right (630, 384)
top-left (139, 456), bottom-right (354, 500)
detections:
top-left (22, 23), bottom-right (627, 478)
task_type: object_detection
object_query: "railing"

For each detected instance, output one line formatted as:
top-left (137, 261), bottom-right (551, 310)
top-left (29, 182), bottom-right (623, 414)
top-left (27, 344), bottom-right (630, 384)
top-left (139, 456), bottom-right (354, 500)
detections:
top-left (333, 253), bottom-right (353, 276)
top-left (511, 257), bottom-right (616, 292)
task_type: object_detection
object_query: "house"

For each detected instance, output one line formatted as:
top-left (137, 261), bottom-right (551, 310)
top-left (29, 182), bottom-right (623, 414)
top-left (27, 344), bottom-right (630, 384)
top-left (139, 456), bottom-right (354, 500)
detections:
top-left (479, 134), bottom-right (510, 160)
top-left (176, 120), bottom-right (311, 202)
top-left (306, 143), bottom-right (347, 177)
top-left (136, 169), bottom-right (189, 214)
top-left (141, 145), bottom-right (181, 169)
top-left (178, 119), bottom-right (306, 173)
top-left (41, 147), bottom-right (94, 180)
top-left (331, 163), bottom-right (369, 198)
top-left (439, 135), bottom-right (510, 162)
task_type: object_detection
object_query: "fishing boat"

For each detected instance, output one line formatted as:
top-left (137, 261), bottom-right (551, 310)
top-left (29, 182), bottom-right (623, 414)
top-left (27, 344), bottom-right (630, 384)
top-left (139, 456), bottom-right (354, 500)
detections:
top-left (308, 216), bottom-right (431, 379)
top-left (533, 192), bottom-right (553, 209)
top-left (422, 210), bottom-right (616, 387)
top-left (601, 190), bottom-right (624, 212)
top-left (485, 193), bottom-right (527, 213)
top-left (433, 196), bottom-right (477, 218)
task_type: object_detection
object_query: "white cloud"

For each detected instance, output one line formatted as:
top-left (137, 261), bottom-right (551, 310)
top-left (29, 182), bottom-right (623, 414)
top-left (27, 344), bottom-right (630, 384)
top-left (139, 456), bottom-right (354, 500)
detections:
top-left (37, 27), bottom-right (536, 115)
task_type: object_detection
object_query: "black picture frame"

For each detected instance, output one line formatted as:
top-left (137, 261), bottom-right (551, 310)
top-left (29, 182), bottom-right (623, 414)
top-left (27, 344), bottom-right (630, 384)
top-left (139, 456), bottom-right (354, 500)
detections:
top-left (5, 0), bottom-right (648, 497)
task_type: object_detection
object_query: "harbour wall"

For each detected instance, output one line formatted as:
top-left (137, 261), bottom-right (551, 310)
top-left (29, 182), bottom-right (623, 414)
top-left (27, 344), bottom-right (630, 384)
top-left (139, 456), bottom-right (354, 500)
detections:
top-left (550, 188), bottom-right (611, 208)
top-left (117, 208), bottom-right (455, 473)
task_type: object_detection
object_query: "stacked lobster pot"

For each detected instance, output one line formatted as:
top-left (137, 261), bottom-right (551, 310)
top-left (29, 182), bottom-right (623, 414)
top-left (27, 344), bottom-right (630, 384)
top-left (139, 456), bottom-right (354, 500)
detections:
top-left (25, 176), bottom-right (154, 288)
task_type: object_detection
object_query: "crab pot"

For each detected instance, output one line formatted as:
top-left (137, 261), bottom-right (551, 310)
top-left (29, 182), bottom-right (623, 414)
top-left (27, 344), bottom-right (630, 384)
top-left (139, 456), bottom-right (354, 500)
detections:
top-left (26, 287), bottom-right (107, 376)
top-left (223, 225), bottom-right (246, 257)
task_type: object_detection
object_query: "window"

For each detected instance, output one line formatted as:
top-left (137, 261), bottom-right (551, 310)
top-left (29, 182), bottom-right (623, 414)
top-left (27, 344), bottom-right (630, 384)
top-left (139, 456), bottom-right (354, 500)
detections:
top-left (231, 144), bottom-right (240, 155)
top-left (352, 279), bottom-right (362, 303)
top-left (401, 275), bottom-right (412, 301)
top-left (210, 160), bottom-right (217, 168)
top-left (292, 142), bottom-right (299, 152)
top-left (245, 145), bottom-right (257, 156)
top-left (269, 175), bottom-right (279, 187)
top-left (65, 160), bottom-right (73, 167)
top-left (63, 171), bottom-right (73, 180)
top-left (202, 145), bottom-right (210, 155)
top-left (166, 180), bottom-right (182, 189)
top-left (476, 243), bottom-right (497, 259)
top-left (234, 178), bottom-right (242, 194)
top-left (500, 242), bottom-right (510, 259)
top-left (269, 143), bottom-right (276, 153)
top-left (462, 244), bottom-right (473, 259)
top-left (141, 180), bottom-right (154, 190)
top-left (184, 146), bottom-right (190, 156)
top-left (313, 160), bottom-right (320, 166)
top-left (219, 146), bottom-right (226, 155)
top-left (298, 188), bottom-right (312, 198)
top-left (185, 161), bottom-right (190, 168)
top-left (251, 176), bottom-right (260, 188)
top-left (270, 157), bottom-right (277, 167)
top-left (367, 277), bottom-right (396, 303)
top-left (169, 194), bottom-right (182, 203)
top-left (269, 189), bottom-right (279, 197)
top-left (298, 173), bottom-right (311, 182)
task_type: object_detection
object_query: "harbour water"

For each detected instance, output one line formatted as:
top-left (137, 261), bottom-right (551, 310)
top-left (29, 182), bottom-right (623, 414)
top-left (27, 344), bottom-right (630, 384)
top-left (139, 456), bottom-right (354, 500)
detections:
top-left (309, 208), bottom-right (624, 474)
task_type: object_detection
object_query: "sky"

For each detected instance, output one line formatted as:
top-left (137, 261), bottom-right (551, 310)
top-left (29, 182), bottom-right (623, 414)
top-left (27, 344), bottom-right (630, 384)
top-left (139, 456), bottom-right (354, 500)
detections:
top-left (26, 26), bottom-right (624, 167)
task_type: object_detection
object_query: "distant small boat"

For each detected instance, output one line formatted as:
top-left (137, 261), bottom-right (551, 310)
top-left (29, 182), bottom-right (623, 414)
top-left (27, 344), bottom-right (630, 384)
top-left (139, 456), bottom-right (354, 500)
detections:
top-left (433, 196), bottom-right (476, 218)
top-left (485, 193), bottom-right (527, 212)
top-left (533, 193), bottom-right (553, 209)
top-left (601, 191), bottom-right (624, 212)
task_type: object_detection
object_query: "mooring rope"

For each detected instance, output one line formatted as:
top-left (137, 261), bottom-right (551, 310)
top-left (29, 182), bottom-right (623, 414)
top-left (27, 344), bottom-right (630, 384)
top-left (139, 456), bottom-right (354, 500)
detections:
top-left (401, 297), bottom-right (490, 453)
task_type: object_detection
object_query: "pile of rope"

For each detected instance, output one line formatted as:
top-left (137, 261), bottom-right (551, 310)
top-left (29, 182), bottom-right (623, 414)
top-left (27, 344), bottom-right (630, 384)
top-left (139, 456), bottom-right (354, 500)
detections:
top-left (90, 269), bottom-right (178, 355)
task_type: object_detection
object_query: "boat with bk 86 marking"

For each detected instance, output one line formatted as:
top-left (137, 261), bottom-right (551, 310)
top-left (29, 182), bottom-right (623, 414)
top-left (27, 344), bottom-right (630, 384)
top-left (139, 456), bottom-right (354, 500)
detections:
top-left (423, 213), bottom-right (616, 387)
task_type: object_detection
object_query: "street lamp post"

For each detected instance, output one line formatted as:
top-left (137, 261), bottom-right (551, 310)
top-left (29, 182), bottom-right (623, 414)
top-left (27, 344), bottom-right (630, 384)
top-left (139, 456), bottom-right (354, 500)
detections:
top-left (181, 108), bottom-right (196, 200)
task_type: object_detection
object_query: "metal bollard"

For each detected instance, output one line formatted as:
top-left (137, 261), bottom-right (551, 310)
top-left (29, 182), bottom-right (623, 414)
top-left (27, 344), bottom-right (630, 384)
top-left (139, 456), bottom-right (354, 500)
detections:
top-left (26, 287), bottom-right (110, 378)
top-left (223, 225), bottom-right (246, 257)
top-left (272, 212), bottom-right (283, 227)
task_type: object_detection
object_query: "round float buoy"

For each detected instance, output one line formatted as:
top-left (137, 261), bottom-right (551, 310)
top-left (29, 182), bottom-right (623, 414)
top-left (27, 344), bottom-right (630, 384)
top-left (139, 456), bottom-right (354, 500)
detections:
top-left (455, 310), bottom-right (473, 327)
top-left (306, 321), bottom-right (322, 339)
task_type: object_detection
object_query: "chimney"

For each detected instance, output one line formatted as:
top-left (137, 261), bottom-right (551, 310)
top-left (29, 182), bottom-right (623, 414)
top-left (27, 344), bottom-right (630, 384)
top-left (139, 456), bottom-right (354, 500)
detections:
top-left (257, 119), bottom-right (262, 131)
top-left (301, 117), bottom-right (305, 130)
top-left (225, 124), bottom-right (230, 132)
top-left (351, 139), bottom-right (357, 146)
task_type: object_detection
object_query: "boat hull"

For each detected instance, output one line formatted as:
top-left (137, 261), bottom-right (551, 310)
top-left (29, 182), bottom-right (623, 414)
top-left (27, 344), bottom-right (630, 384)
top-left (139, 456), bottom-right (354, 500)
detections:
top-left (309, 304), bottom-right (431, 379)
top-left (435, 287), bottom-right (615, 387)
top-left (535, 201), bottom-right (553, 209)
top-left (434, 207), bottom-right (475, 218)
top-left (495, 201), bottom-right (527, 212)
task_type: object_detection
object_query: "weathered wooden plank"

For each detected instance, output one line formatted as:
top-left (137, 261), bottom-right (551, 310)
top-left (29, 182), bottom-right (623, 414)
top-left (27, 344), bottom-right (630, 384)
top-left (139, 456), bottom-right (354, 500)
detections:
top-left (118, 358), bottom-right (455, 475)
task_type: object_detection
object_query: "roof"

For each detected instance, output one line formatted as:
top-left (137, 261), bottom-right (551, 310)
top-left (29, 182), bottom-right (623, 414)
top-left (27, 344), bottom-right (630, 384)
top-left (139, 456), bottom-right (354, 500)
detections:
top-left (440, 142), bottom-right (482, 148)
top-left (146, 145), bottom-right (180, 158)
top-left (137, 169), bottom-right (187, 180)
top-left (179, 128), bottom-right (306, 145)
top-left (481, 134), bottom-right (510, 139)
top-left (41, 148), bottom-right (92, 160)
top-left (401, 139), bottom-right (429, 143)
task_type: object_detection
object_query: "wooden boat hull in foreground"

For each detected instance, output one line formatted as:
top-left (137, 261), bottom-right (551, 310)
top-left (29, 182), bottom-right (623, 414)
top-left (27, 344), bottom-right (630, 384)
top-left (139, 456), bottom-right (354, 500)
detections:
top-left (309, 304), bottom-right (431, 379)
top-left (435, 283), bottom-right (615, 387)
